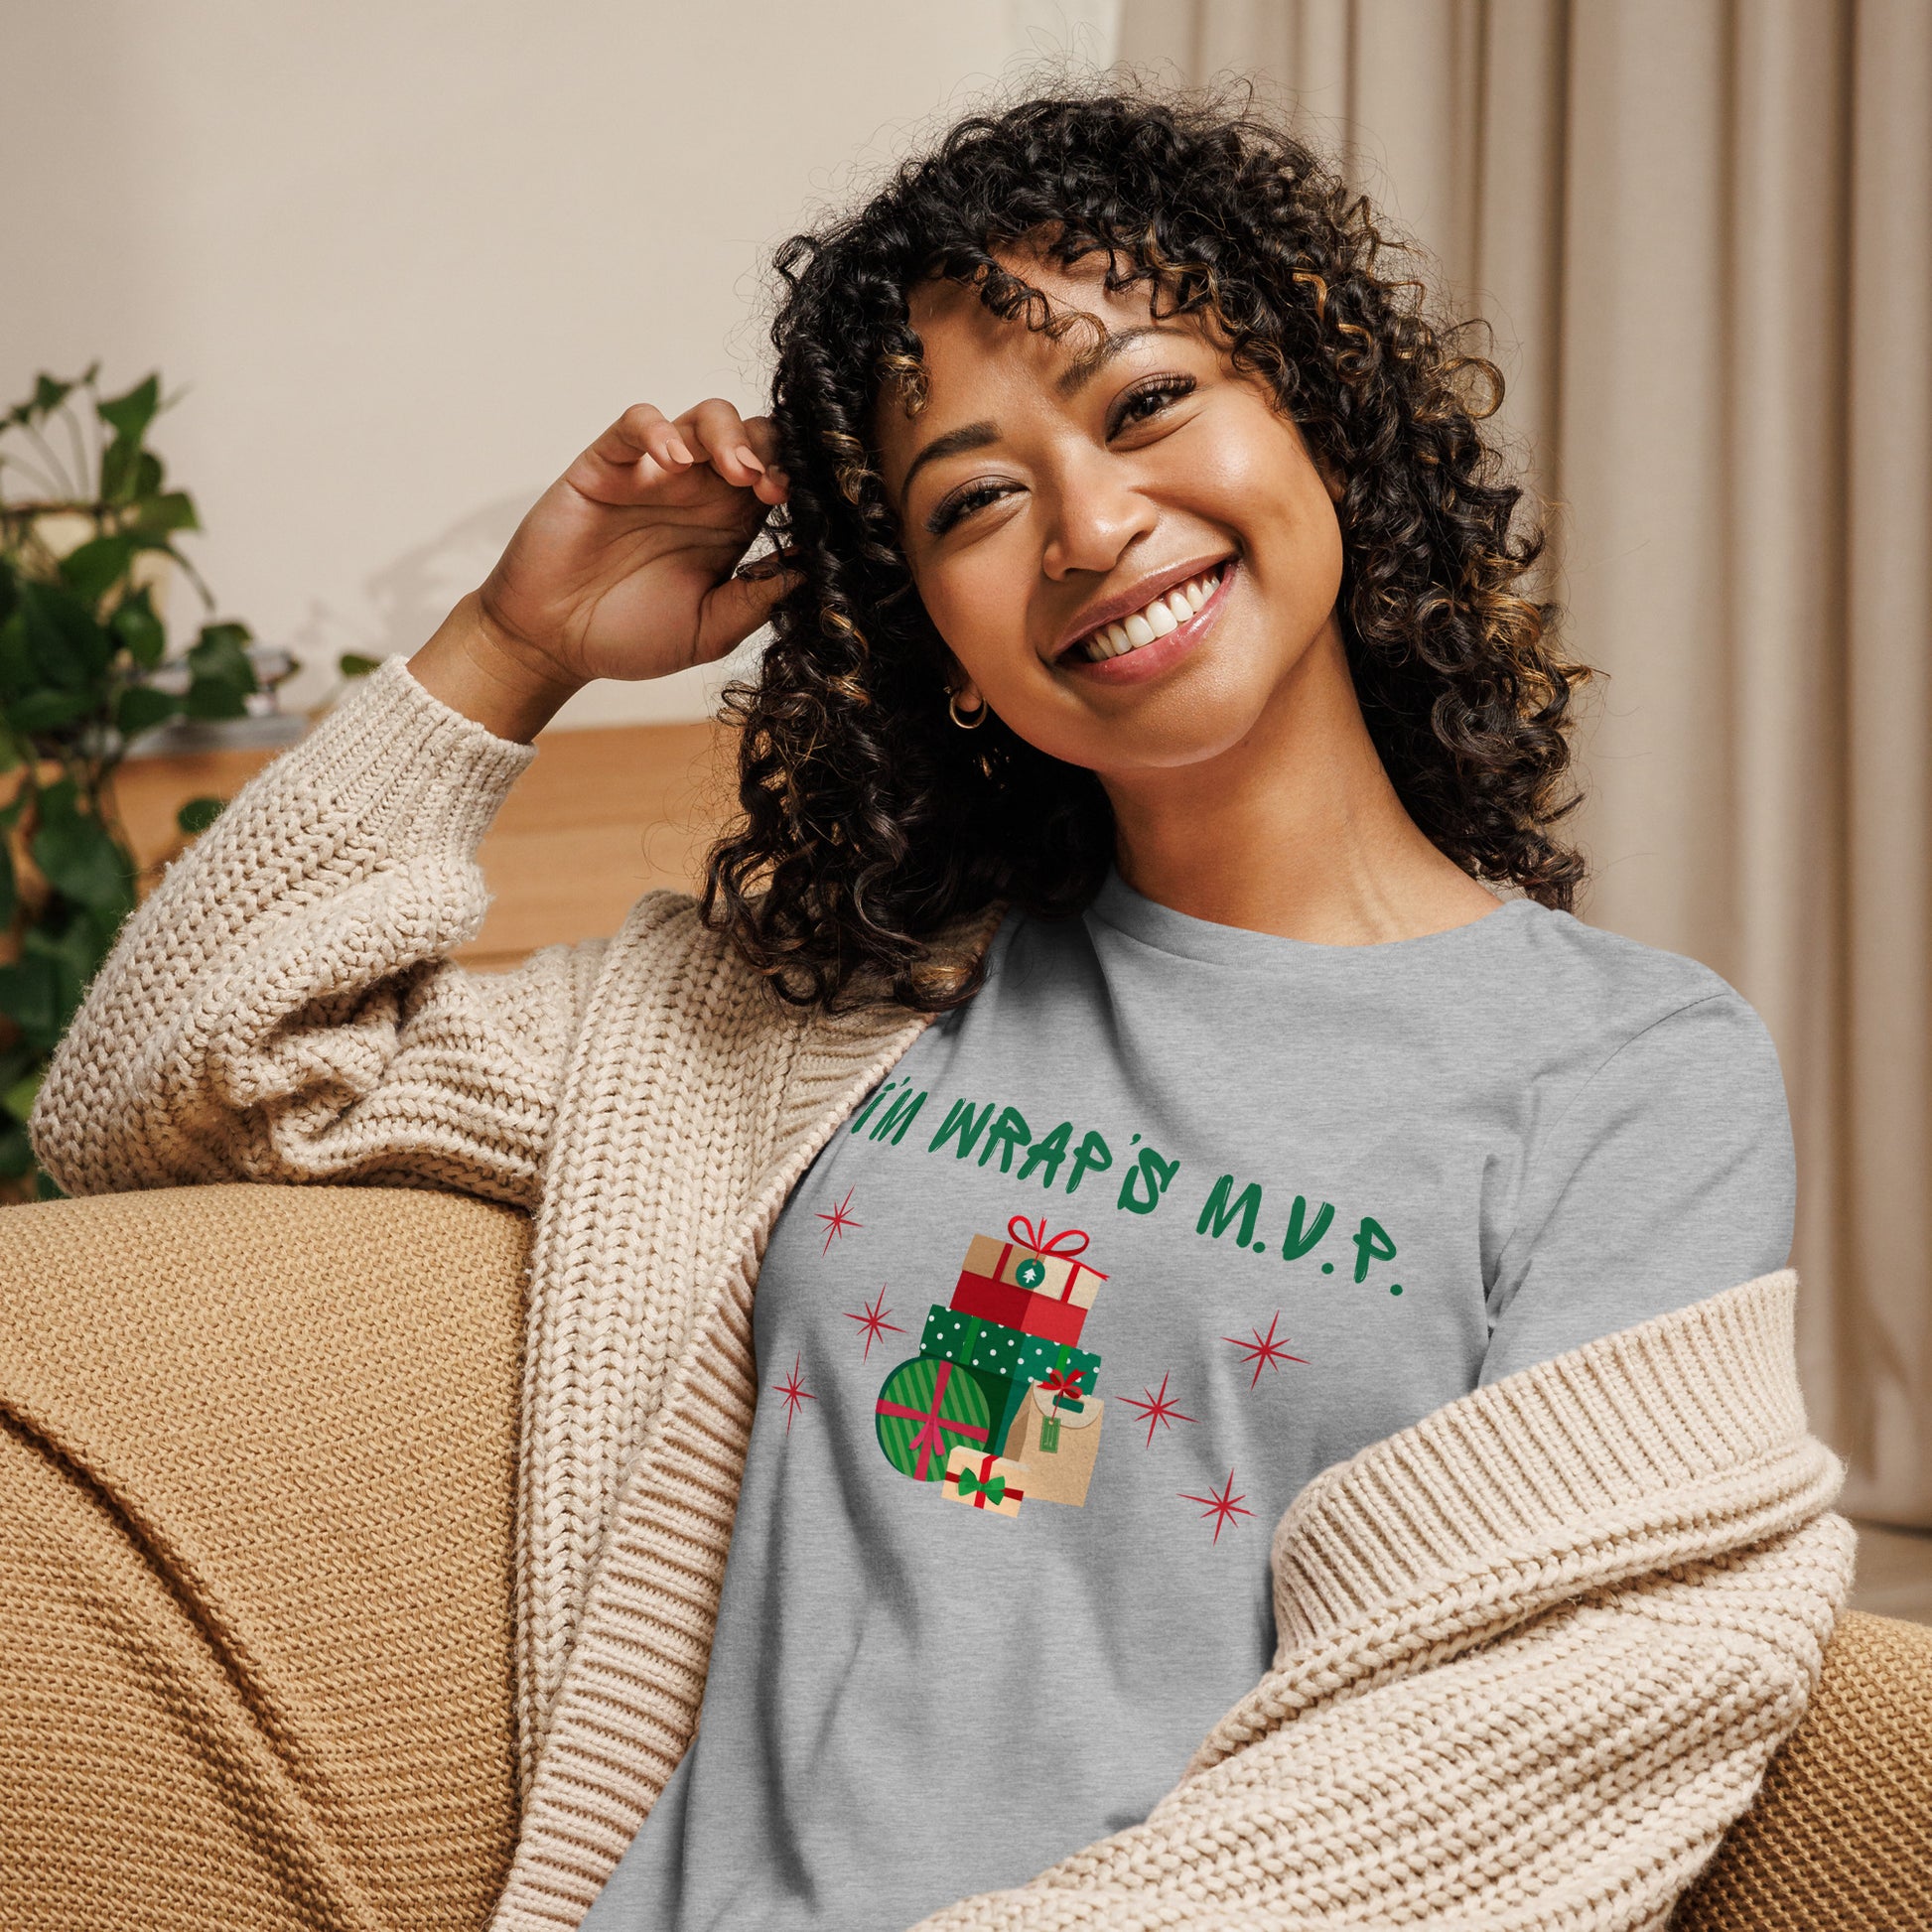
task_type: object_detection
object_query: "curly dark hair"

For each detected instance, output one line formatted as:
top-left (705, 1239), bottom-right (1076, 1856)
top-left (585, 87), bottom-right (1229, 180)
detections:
top-left (700, 86), bottom-right (1589, 1012)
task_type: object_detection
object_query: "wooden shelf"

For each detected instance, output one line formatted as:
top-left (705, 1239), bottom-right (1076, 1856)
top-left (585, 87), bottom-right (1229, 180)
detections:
top-left (113, 717), bottom-right (737, 973)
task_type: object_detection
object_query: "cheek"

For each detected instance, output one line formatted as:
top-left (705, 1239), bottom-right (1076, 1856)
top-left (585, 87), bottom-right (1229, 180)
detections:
top-left (1209, 427), bottom-right (1344, 607)
top-left (909, 546), bottom-right (1024, 678)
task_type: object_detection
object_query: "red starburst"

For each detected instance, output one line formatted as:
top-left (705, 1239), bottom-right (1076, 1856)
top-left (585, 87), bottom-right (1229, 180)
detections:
top-left (843, 1287), bottom-right (905, 1361)
top-left (815, 1185), bottom-right (863, 1254)
top-left (770, 1353), bottom-right (816, 1433)
top-left (1180, 1468), bottom-right (1254, 1542)
top-left (1222, 1311), bottom-right (1309, 1389)
top-left (1118, 1371), bottom-right (1198, 1448)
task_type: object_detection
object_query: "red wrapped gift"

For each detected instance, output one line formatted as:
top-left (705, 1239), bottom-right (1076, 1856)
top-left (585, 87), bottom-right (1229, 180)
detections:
top-left (958, 1215), bottom-right (1108, 1312)
top-left (948, 1270), bottom-right (1087, 1346)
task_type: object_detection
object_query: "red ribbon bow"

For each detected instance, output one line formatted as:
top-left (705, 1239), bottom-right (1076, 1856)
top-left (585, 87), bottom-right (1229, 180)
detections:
top-left (1008, 1215), bottom-right (1097, 1264)
top-left (1038, 1366), bottom-right (1086, 1402)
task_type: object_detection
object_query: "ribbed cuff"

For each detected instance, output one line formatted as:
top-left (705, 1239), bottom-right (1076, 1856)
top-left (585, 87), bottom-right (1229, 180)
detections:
top-left (279, 653), bottom-right (537, 858)
top-left (1271, 1269), bottom-right (1822, 1650)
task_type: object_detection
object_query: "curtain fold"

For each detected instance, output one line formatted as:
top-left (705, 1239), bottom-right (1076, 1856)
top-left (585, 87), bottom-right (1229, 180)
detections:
top-left (1118, 0), bottom-right (1932, 1521)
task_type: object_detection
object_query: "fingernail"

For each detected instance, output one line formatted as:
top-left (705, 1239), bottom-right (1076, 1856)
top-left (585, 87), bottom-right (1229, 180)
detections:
top-left (736, 446), bottom-right (765, 474)
top-left (666, 438), bottom-right (694, 465)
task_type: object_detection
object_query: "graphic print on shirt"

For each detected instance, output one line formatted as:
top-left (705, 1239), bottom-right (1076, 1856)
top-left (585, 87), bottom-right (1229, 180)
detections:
top-left (873, 1215), bottom-right (1109, 1517)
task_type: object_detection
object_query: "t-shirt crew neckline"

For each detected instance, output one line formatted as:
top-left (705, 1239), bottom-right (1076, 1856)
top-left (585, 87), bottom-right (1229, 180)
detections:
top-left (1085, 866), bottom-right (1544, 970)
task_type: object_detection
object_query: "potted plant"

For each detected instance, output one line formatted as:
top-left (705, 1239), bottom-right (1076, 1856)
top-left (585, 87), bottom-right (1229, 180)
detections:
top-left (0, 365), bottom-right (290, 1194)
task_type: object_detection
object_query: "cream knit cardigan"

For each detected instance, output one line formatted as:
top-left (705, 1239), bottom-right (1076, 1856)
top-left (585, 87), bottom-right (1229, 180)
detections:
top-left (35, 659), bottom-right (1854, 1932)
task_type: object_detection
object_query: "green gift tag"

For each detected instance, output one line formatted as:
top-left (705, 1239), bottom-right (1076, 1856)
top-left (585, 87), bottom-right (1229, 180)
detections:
top-left (1039, 1416), bottom-right (1062, 1452)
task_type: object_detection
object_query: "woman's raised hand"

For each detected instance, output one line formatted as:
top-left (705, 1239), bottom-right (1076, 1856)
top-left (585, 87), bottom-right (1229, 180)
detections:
top-left (412, 399), bottom-right (792, 741)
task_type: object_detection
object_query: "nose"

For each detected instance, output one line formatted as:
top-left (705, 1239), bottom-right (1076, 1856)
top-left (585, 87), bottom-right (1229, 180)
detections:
top-left (1037, 447), bottom-right (1157, 582)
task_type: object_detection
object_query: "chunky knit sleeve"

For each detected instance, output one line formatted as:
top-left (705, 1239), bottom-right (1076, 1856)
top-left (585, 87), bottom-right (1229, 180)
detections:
top-left (32, 656), bottom-right (604, 1209)
top-left (905, 1273), bottom-right (1853, 1932)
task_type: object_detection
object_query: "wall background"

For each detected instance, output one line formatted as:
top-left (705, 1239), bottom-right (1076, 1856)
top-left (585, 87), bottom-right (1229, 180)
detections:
top-left (1, 1), bottom-right (1121, 726)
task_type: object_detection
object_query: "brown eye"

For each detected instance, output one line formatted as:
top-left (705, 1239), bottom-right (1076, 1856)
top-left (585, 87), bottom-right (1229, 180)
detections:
top-left (1108, 374), bottom-right (1196, 438)
top-left (926, 479), bottom-right (1015, 537)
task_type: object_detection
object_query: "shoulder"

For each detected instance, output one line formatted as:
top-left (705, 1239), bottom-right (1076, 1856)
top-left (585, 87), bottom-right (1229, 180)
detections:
top-left (1503, 904), bottom-right (1779, 1088)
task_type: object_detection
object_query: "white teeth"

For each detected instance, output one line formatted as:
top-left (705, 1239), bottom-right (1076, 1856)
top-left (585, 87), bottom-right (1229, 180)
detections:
top-left (1074, 564), bottom-right (1225, 661)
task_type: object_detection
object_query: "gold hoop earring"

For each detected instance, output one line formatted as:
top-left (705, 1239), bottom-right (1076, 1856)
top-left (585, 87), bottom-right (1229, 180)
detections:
top-left (948, 691), bottom-right (988, 730)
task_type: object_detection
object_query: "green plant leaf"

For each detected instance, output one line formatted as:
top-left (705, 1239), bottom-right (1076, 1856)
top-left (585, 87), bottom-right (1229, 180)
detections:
top-left (96, 374), bottom-right (160, 443)
top-left (115, 685), bottom-right (181, 738)
top-left (0, 836), bottom-right (13, 927)
top-left (18, 580), bottom-right (112, 687)
top-left (100, 435), bottom-right (140, 503)
top-left (189, 621), bottom-right (256, 681)
top-left (31, 780), bottom-right (134, 914)
top-left (0, 956), bottom-right (67, 1052)
top-left (110, 586), bottom-right (167, 666)
top-left (339, 652), bottom-right (381, 678)
top-left (32, 373), bottom-right (75, 419)
top-left (0, 563), bottom-right (16, 627)
top-left (184, 621), bottom-right (256, 719)
top-left (59, 533), bottom-right (135, 608)
top-left (0, 611), bottom-right (32, 697)
top-left (2, 1067), bottom-right (42, 1127)
top-left (176, 794), bottom-right (225, 836)
top-left (131, 489), bottom-right (198, 537)
top-left (7, 688), bottom-right (97, 733)
top-left (184, 677), bottom-right (248, 720)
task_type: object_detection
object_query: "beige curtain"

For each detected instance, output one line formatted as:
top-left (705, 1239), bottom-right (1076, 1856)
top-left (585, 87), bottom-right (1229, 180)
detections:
top-left (1119, 0), bottom-right (1932, 1523)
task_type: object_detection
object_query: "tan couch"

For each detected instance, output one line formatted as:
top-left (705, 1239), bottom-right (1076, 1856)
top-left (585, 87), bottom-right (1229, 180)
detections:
top-left (1, 1184), bottom-right (1927, 1930)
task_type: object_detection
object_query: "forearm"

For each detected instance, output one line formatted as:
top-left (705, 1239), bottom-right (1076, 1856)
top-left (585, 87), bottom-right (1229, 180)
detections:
top-left (30, 656), bottom-right (580, 1200)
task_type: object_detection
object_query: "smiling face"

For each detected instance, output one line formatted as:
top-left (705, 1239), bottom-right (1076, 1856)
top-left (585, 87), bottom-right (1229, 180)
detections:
top-left (875, 252), bottom-right (1349, 778)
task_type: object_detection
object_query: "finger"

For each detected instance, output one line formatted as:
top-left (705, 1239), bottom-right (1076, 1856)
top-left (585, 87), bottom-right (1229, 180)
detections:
top-left (695, 565), bottom-right (800, 662)
top-left (741, 415), bottom-right (790, 505)
top-left (574, 404), bottom-right (696, 500)
top-left (677, 398), bottom-right (768, 490)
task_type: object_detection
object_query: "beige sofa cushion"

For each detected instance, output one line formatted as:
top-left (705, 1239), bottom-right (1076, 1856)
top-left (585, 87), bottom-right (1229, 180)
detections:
top-left (0, 1183), bottom-right (526, 1931)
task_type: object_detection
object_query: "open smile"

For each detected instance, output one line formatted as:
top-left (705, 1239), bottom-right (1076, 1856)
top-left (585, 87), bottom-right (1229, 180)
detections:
top-left (1054, 558), bottom-right (1236, 683)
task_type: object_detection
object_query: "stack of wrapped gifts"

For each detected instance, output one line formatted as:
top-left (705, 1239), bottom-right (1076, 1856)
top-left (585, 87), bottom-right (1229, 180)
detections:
top-left (873, 1215), bottom-right (1109, 1517)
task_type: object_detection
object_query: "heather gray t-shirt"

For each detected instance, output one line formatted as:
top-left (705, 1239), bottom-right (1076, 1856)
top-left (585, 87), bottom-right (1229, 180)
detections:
top-left (583, 873), bottom-right (1794, 1932)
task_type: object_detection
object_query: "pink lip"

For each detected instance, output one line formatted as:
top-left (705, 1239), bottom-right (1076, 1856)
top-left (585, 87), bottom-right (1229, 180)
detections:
top-left (1057, 559), bottom-right (1237, 687)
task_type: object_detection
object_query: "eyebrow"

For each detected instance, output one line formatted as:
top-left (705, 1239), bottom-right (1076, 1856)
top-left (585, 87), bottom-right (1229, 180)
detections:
top-left (897, 420), bottom-right (999, 499)
top-left (1053, 323), bottom-right (1175, 397)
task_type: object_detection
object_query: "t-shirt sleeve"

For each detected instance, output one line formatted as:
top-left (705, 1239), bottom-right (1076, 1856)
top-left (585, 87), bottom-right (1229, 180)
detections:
top-left (1479, 988), bottom-right (1796, 1385)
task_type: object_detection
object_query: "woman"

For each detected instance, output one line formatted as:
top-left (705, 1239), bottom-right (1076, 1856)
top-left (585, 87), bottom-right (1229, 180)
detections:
top-left (33, 91), bottom-right (1847, 1931)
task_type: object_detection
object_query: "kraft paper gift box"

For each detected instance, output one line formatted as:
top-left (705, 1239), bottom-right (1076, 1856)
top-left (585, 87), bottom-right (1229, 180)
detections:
top-left (960, 1216), bottom-right (1108, 1311)
top-left (942, 1446), bottom-right (1028, 1517)
top-left (1003, 1385), bottom-right (1105, 1506)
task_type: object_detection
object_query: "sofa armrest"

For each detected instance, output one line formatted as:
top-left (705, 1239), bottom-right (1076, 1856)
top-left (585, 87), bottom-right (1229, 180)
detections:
top-left (1675, 1608), bottom-right (1932, 1929)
